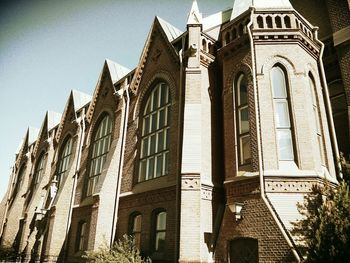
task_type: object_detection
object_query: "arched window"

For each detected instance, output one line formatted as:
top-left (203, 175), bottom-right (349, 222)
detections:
top-left (275, 16), bottom-right (282, 28)
top-left (139, 83), bottom-right (170, 182)
top-left (271, 66), bottom-right (294, 161)
top-left (87, 114), bottom-right (113, 196)
top-left (202, 39), bottom-right (207, 52)
top-left (284, 16), bottom-right (291, 28)
top-left (11, 165), bottom-right (25, 200)
top-left (153, 210), bottom-right (166, 252)
top-left (75, 221), bottom-right (87, 252)
top-left (236, 73), bottom-right (251, 165)
top-left (129, 213), bottom-right (142, 249)
top-left (309, 74), bottom-right (325, 165)
top-left (34, 152), bottom-right (46, 188)
top-left (56, 136), bottom-right (73, 187)
top-left (257, 16), bottom-right (264, 28)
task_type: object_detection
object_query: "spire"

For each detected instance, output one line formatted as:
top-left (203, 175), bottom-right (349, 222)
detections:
top-left (187, 0), bottom-right (202, 25)
top-left (231, 0), bottom-right (293, 21)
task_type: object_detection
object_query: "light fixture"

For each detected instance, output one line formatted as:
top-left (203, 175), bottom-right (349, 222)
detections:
top-left (228, 202), bottom-right (244, 220)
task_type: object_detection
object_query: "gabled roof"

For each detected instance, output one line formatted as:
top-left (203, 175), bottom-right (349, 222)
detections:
top-left (28, 127), bottom-right (40, 146)
top-left (33, 111), bottom-right (61, 157)
top-left (105, 59), bottom-right (130, 84)
top-left (72, 89), bottom-right (91, 111)
top-left (130, 16), bottom-right (181, 94)
top-left (157, 16), bottom-right (183, 42)
top-left (86, 59), bottom-right (130, 122)
top-left (231, 0), bottom-right (293, 20)
top-left (203, 8), bottom-right (232, 40)
top-left (47, 111), bottom-right (62, 131)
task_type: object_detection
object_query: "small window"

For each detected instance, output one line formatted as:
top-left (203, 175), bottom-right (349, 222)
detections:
top-left (138, 83), bottom-right (170, 182)
top-left (275, 16), bottom-right (282, 28)
top-left (129, 213), bottom-right (142, 249)
top-left (236, 73), bottom-right (251, 165)
top-left (257, 16), bottom-right (264, 28)
top-left (284, 16), bottom-right (291, 28)
top-left (309, 74), bottom-right (325, 165)
top-left (153, 210), bottom-right (166, 252)
top-left (266, 16), bottom-right (273, 28)
top-left (271, 66), bottom-right (294, 161)
top-left (87, 114), bottom-right (113, 196)
top-left (34, 152), bottom-right (46, 188)
top-left (56, 136), bottom-right (73, 187)
top-left (76, 221), bottom-right (87, 252)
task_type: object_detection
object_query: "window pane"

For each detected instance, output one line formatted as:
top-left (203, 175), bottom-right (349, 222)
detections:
top-left (277, 130), bottom-right (294, 160)
top-left (160, 84), bottom-right (168, 105)
top-left (238, 75), bottom-right (248, 106)
top-left (159, 108), bottom-right (165, 128)
top-left (151, 113), bottom-right (157, 132)
top-left (156, 155), bottom-right (163, 177)
top-left (155, 232), bottom-right (166, 251)
top-left (141, 137), bottom-right (149, 158)
top-left (157, 212), bottom-right (167, 230)
top-left (147, 157), bottom-right (154, 179)
top-left (240, 136), bottom-right (251, 164)
top-left (275, 101), bottom-right (290, 128)
top-left (152, 87), bottom-right (159, 111)
top-left (150, 134), bottom-right (156, 155)
top-left (164, 152), bottom-right (169, 175)
top-left (139, 160), bottom-right (147, 181)
top-left (134, 215), bottom-right (142, 232)
top-left (271, 67), bottom-right (287, 98)
top-left (157, 131), bottom-right (164, 152)
top-left (143, 116), bottom-right (150, 136)
top-left (239, 107), bottom-right (249, 134)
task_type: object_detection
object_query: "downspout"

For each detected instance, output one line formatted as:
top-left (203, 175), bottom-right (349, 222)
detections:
top-left (63, 108), bottom-right (86, 257)
top-left (247, 7), bottom-right (301, 262)
top-left (0, 166), bottom-right (15, 239)
top-left (175, 34), bottom-right (186, 262)
top-left (313, 29), bottom-right (342, 179)
top-left (110, 79), bottom-right (130, 247)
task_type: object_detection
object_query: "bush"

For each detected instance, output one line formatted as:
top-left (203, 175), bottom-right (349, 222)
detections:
top-left (292, 181), bottom-right (350, 262)
top-left (83, 235), bottom-right (151, 263)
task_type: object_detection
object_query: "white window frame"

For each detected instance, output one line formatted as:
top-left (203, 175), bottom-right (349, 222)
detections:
top-left (138, 83), bottom-right (170, 182)
top-left (56, 136), bottom-right (73, 187)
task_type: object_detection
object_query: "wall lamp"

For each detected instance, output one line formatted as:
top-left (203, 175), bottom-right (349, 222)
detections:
top-left (228, 202), bottom-right (244, 221)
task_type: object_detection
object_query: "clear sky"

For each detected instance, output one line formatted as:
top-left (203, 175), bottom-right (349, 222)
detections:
top-left (0, 0), bottom-right (232, 199)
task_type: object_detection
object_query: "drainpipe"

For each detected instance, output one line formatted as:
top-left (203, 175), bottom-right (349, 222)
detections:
top-left (313, 30), bottom-right (342, 179)
top-left (175, 34), bottom-right (186, 262)
top-left (63, 108), bottom-right (86, 257)
top-left (110, 79), bottom-right (130, 247)
top-left (0, 166), bottom-right (15, 239)
top-left (247, 7), bottom-right (301, 262)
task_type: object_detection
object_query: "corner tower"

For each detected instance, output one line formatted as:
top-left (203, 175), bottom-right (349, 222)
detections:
top-left (217, 0), bottom-right (339, 261)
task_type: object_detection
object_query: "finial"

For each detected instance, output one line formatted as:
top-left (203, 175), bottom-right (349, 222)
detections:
top-left (187, 0), bottom-right (202, 25)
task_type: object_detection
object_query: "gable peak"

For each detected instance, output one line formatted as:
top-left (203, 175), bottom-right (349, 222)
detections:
top-left (187, 0), bottom-right (202, 25)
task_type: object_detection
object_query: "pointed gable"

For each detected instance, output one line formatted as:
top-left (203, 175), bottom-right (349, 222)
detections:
top-left (14, 127), bottom-right (39, 169)
top-left (33, 111), bottom-right (61, 157)
top-left (55, 90), bottom-right (91, 143)
top-left (86, 59), bottom-right (130, 122)
top-left (187, 0), bottom-right (202, 25)
top-left (130, 16), bottom-right (183, 94)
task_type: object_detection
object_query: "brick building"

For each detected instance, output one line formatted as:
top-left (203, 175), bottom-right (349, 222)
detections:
top-left (0, 0), bottom-right (349, 262)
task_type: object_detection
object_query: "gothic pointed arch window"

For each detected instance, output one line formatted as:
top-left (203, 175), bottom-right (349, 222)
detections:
top-left (33, 152), bottom-right (46, 188)
top-left (138, 82), bottom-right (170, 182)
top-left (11, 165), bottom-right (26, 201)
top-left (236, 73), bottom-right (251, 165)
top-left (271, 65), bottom-right (295, 161)
top-left (56, 136), bottom-right (73, 187)
top-left (152, 209), bottom-right (167, 253)
top-left (309, 73), bottom-right (325, 165)
top-left (87, 113), bottom-right (113, 196)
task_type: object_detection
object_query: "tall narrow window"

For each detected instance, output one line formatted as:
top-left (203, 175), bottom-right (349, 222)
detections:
top-left (34, 152), bottom-right (46, 188)
top-left (56, 136), bottom-right (73, 187)
top-left (129, 213), bottom-right (142, 249)
top-left (87, 114), bottom-right (113, 196)
top-left (139, 83), bottom-right (170, 182)
top-left (76, 221), bottom-right (87, 252)
top-left (153, 210), bottom-right (166, 252)
top-left (236, 74), bottom-right (251, 165)
top-left (271, 66), bottom-right (294, 161)
top-left (309, 74), bottom-right (325, 165)
top-left (11, 165), bottom-right (25, 200)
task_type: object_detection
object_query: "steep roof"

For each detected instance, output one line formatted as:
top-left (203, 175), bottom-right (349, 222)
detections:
top-left (157, 16), bottom-right (183, 42)
top-left (231, 0), bottom-right (293, 20)
top-left (28, 127), bottom-right (40, 145)
top-left (47, 111), bottom-right (62, 131)
top-left (187, 0), bottom-right (202, 25)
top-left (105, 59), bottom-right (130, 84)
top-left (71, 89), bottom-right (91, 111)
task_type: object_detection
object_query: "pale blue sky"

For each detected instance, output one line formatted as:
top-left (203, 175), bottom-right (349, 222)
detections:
top-left (0, 0), bottom-right (232, 199)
